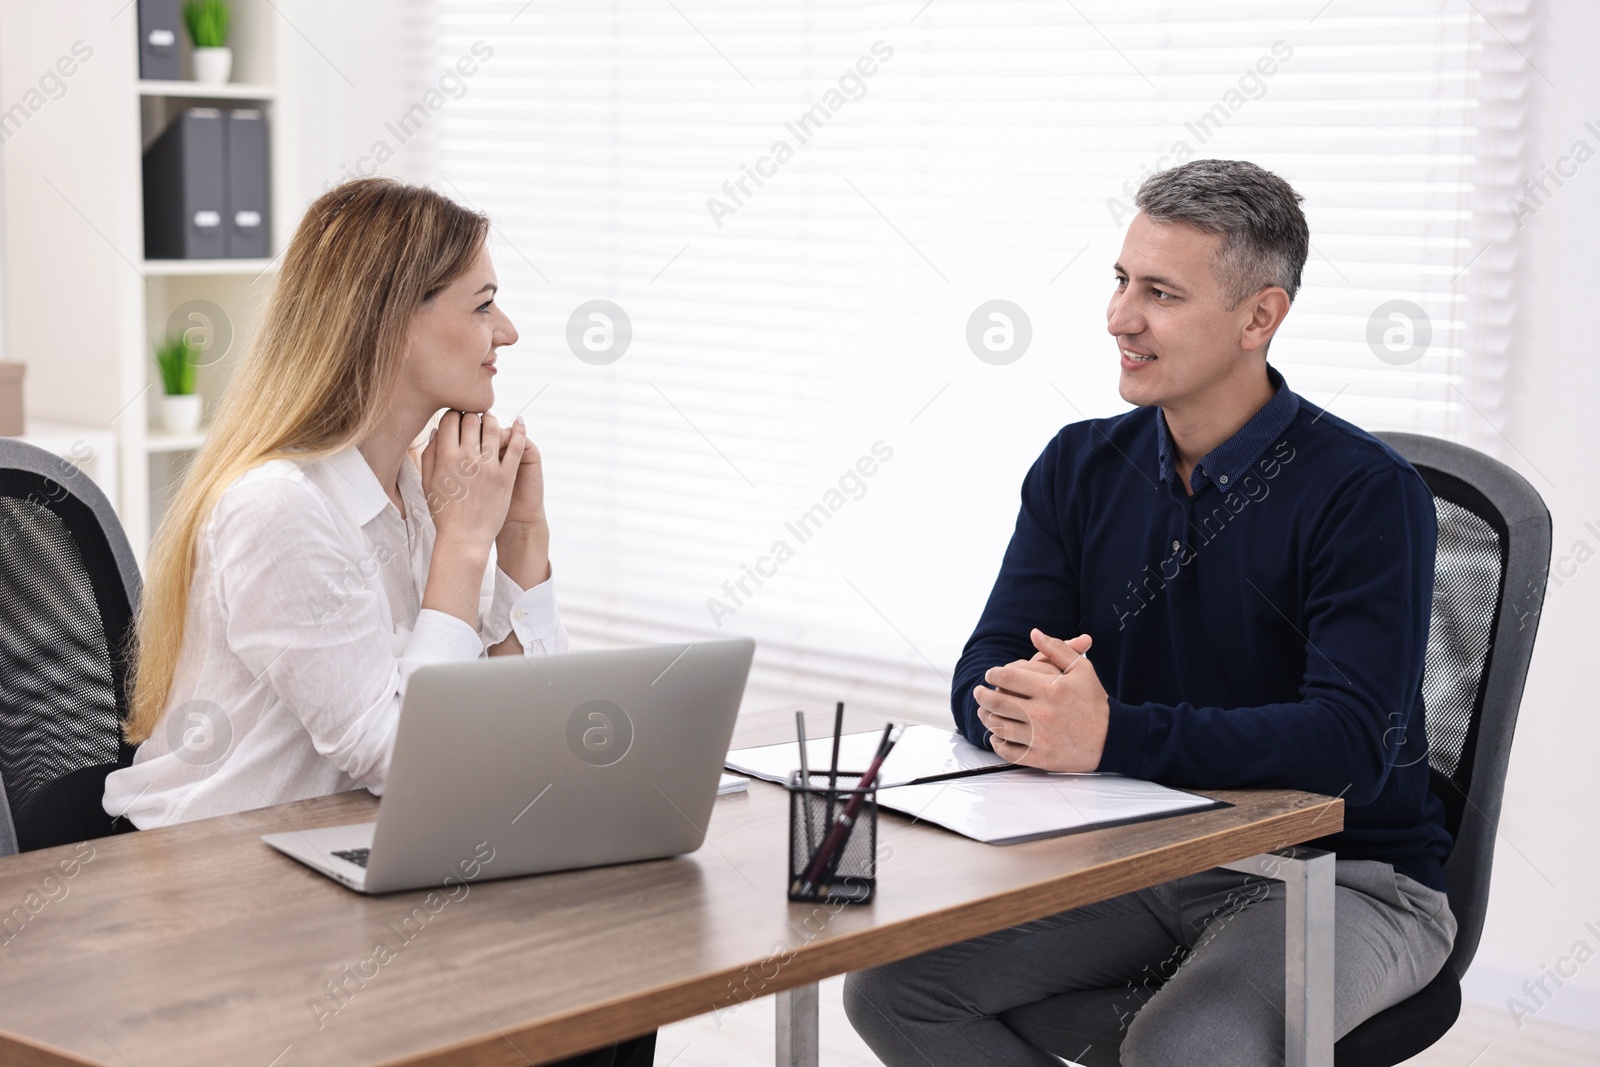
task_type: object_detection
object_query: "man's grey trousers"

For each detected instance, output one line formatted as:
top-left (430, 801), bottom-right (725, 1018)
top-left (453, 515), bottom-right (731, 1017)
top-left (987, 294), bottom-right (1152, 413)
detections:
top-left (844, 859), bottom-right (1456, 1066)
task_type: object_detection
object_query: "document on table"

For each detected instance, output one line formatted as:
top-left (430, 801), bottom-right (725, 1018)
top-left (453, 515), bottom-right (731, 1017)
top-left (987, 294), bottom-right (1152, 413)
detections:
top-left (875, 768), bottom-right (1228, 845)
top-left (724, 723), bottom-right (1010, 788)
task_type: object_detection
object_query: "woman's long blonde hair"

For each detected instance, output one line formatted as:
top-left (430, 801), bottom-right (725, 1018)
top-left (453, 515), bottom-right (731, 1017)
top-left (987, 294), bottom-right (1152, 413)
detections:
top-left (125, 178), bottom-right (489, 744)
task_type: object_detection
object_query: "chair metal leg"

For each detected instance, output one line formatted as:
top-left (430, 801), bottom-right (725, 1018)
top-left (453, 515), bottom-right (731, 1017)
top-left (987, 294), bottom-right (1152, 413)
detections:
top-left (1220, 847), bottom-right (1336, 1067)
top-left (775, 981), bottom-right (819, 1067)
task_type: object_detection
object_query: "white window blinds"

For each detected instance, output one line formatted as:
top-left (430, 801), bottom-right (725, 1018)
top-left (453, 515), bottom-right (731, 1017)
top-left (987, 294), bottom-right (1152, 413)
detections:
top-left (420, 0), bottom-right (1533, 720)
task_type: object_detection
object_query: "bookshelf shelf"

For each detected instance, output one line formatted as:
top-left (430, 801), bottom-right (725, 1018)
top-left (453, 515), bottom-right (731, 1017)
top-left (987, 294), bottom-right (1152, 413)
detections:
top-left (137, 80), bottom-right (276, 101)
top-left (145, 429), bottom-right (210, 454)
top-left (141, 258), bottom-right (277, 278)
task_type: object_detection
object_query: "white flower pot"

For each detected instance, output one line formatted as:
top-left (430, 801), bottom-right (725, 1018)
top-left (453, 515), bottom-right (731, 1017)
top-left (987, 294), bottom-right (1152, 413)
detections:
top-left (192, 47), bottom-right (232, 85)
top-left (162, 394), bottom-right (204, 435)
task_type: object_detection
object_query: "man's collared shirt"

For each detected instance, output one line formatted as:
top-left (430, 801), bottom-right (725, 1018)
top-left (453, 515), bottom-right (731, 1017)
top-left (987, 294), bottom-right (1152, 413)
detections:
top-left (954, 366), bottom-right (1452, 891)
top-left (1155, 366), bottom-right (1301, 495)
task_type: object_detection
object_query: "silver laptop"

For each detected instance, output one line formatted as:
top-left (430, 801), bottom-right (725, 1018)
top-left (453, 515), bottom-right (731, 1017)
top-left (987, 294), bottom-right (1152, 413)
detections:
top-left (262, 639), bottom-right (755, 894)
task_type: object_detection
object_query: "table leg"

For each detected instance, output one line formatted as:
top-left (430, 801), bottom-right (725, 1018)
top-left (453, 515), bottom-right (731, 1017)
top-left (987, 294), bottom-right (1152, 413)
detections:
top-left (775, 981), bottom-right (819, 1067)
top-left (1219, 847), bottom-right (1335, 1067)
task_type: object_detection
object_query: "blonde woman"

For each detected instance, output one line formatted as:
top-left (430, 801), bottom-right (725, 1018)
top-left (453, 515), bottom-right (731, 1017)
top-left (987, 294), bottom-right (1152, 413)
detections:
top-left (103, 179), bottom-right (653, 1067)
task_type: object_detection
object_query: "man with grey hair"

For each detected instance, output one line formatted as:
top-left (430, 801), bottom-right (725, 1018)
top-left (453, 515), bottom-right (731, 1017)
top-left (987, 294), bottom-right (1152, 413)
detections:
top-left (844, 159), bottom-right (1455, 1065)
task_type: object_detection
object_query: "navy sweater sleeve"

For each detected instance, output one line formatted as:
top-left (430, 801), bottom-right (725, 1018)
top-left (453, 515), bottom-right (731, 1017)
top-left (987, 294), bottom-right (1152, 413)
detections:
top-left (1097, 464), bottom-right (1437, 806)
top-left (951, 433), bottom-right (1083, 749)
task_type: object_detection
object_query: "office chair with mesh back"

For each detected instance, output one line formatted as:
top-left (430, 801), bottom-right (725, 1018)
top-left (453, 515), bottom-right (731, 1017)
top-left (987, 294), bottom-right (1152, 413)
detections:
top-left (1330, 433), bottom-right (1550, 1065)
top-left (0, 437), bottom-right (142, 856)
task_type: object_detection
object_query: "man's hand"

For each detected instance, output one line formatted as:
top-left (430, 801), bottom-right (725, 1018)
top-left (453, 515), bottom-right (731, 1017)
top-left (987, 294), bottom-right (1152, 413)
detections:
top-left (974, 628), bottom-right (1110, 772)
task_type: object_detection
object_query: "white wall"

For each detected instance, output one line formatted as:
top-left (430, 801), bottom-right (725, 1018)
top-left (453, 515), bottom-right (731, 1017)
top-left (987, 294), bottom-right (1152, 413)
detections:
top-left (271, 0), bottom-right (441, 217)
top-left (1457, 0), bottom-right (1600, 1033)
top-left (0, 6), bottom-right (144, 428)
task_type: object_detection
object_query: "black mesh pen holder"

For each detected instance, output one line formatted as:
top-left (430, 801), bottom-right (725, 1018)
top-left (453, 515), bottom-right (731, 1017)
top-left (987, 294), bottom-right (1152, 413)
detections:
top-left (787, 771), bottom-right (878, 905)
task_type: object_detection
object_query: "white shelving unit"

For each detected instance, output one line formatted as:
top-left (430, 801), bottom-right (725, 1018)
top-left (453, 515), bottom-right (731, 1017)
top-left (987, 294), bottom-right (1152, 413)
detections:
top-left (0, 3), bottom-right (295, 559)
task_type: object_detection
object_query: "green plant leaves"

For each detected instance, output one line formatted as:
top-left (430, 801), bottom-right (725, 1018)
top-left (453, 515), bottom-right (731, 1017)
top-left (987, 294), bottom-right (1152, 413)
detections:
top-left (155, 335), bottom-right (199, 396)
top-left (182, 0), bottom-right (230, 50)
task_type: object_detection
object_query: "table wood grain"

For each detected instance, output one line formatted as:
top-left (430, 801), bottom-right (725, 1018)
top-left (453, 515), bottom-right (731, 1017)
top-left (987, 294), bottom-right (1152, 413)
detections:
top-left (0, 704), bottom-right (1341, 1066)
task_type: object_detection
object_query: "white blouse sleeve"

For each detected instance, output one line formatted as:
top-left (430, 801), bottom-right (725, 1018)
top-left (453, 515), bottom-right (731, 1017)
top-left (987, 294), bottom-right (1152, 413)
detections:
top-left (209, 475), bottom-right (482, 792)
top-left (479, 544), bottom-right (571, 655)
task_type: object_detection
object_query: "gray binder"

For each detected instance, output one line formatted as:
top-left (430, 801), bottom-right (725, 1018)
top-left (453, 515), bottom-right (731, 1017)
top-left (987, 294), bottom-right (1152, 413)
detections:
top-left (137, 0), bottom-right (182, 81)
top-left (142, 108), bottom-right (227, 260)
top-left (225, 109), bottom-right (271, 258)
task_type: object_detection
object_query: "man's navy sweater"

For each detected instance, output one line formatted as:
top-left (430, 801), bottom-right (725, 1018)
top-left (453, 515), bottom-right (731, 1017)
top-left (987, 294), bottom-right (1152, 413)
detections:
top-left (953, 368), bottom-right (1453, 892)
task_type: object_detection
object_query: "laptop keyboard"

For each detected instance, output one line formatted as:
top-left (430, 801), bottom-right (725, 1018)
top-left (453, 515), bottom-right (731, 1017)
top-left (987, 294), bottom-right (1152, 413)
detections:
top-left (332, 848), bottom-right (370, 868)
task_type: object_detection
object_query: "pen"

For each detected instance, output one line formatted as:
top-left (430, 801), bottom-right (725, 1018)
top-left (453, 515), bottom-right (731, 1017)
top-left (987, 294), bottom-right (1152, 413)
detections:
top-left (796, 710), bottom-right (816, 850)
top-left (828, 702), bottom-right (844, 792)
top-left (826, 701), bottom-right (845, 827)
top-left (797, 723), bottom-right (897, 896)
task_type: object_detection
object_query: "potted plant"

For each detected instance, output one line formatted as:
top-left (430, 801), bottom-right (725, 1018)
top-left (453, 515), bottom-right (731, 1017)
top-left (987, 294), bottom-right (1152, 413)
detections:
top-left (156, 335), bottom-right (204, 434)
top-left (184, 0), bottom-right (232, 85)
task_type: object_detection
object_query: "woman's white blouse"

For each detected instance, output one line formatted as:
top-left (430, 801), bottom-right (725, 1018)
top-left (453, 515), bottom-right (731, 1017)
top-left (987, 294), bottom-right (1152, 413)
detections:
top-left (102, 446), bottom-right (567, 828)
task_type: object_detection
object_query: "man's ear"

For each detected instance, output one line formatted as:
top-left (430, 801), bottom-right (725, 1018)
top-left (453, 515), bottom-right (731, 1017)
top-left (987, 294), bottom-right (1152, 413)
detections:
top-left (1240, 287), bottom-right (1291, 354)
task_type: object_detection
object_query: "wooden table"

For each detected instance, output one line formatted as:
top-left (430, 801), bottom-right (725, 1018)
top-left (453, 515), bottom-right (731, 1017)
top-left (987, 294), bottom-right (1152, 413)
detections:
top-left (0, 704), bottom-right (1342, 1067)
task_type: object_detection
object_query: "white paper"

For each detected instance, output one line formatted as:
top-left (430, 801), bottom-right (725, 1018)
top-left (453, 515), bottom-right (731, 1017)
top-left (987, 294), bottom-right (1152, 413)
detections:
top-left (724, 724), bottom-right (1008, 788)
top-left (876, 768), bottom-right (1222, 844)
top-left (717, 773), bottom-right (749, 795)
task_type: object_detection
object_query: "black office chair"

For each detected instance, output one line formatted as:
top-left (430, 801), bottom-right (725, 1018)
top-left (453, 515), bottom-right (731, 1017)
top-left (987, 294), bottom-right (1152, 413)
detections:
top-left (1331, 432), bottom-right (1550, 1065)
top-left (0, 437), bottom-right (142, 855)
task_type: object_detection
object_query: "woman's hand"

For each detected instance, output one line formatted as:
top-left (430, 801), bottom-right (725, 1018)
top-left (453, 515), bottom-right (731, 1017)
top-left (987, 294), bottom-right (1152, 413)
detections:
top-left (419, 411), bottom-right (524, 626)
top-left (420, 410), bottom-right (523, 549)
top-left (500, 415), bottom-right (546, 531)
top-left (494, 414), bottom-right (552, 592)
